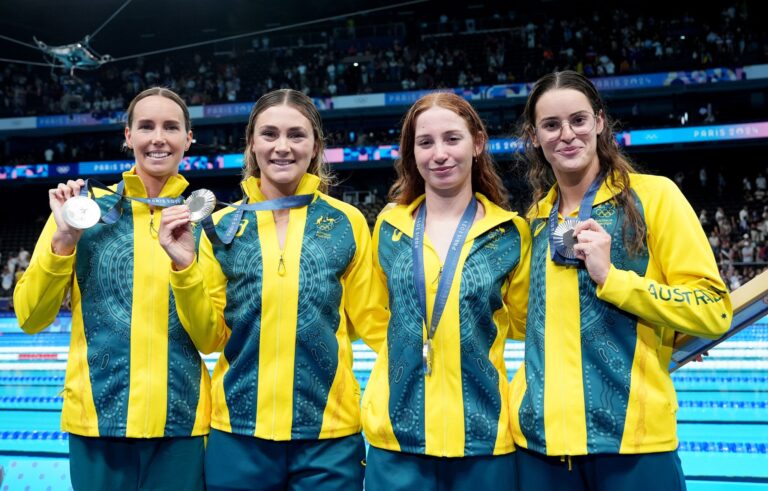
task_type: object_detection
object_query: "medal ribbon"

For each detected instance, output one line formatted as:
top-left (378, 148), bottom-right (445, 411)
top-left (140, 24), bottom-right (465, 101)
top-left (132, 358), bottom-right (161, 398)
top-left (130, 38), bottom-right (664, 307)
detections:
top-left (548, 173), bottom-right (604, 265)
top-left (412, 196), bottom-right (477, 375)
top-left (200, 191), bottom-right (314, 245)
top-left (79, 179), bottom-right (184, 225)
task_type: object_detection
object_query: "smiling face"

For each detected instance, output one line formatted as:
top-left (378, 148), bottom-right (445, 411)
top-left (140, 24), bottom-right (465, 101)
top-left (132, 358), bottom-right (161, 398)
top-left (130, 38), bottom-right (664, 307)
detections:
top-left (124, 95), bottom-right (192, 180)
top-left (413, 105), bottom-right (483, 197)
top-left (532, 88), bottom-right (604, 184)
top-left (250, 104), bottom-right (317, 196)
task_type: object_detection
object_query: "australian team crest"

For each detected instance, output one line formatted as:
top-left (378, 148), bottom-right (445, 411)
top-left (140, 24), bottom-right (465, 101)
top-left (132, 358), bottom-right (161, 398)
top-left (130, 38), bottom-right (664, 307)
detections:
top-left (315, 215), bottom-right (339, 239)
top-left (484, 227), bottom-right (506, 250)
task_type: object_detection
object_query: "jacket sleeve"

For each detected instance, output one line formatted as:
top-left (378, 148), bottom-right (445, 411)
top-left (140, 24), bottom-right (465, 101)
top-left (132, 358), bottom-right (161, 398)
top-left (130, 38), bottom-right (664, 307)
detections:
top-left (596, 177), bottom-right (731, 339)
top-left (170, 230), bottom-right (231, 354)
top-left (505, 216), bottom-right (531, 341)
top-left (14, 214), bottom-right (75, 334)
top-left (344, 213), bottom-right (389, 353)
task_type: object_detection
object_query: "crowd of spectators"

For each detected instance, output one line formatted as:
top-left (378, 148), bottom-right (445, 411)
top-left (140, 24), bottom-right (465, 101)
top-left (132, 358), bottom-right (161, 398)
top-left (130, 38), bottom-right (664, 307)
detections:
top-left (0, 3), bottom-right (762, 119)
top-left (697, 169), bottom-right (768, 290)
top-left (1, 248), bottom-right (29, 300)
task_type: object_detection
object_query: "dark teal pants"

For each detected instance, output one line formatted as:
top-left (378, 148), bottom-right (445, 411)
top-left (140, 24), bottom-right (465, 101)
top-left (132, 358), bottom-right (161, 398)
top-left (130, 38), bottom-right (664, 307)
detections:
top-left (515, 446), bottom-right (686, 491)
top-left (365, 445), bottom-right (517, 491)
top-left (68, 434), bottom-right (205, 491)
top-left (204, 429), bottom-right (365, 491)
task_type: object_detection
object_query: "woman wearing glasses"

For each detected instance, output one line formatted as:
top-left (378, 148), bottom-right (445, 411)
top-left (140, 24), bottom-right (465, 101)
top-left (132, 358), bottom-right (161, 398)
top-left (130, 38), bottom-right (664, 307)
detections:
top-left (508, 71), bottom-right (731, 490)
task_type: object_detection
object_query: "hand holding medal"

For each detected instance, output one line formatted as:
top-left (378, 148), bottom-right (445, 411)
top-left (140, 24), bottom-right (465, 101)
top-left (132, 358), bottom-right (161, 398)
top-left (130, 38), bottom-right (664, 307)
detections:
top-left (158, 187), bottom-right (313, 270)
top-left (157, 188), bottom-right (217, 270)
top-left (52, 179), bottom-right (89, 228)
top-left (58, 178), bottom-right (185, 231)
top-left (571, 219), bottom-right (612, 286)
top-left (52, 177), bottom-right (188, 256)
top-left (49, 179), bottom-right (88, 255)
top-left (548, 172), bottom-right (605, 270)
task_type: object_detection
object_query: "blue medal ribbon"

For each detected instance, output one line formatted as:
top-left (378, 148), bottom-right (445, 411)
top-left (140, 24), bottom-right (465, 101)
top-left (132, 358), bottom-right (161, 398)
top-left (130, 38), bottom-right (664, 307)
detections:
top-left (79, 179), bottom-right (184, 225)
top-left (412, 196), bottom-right (477, 376)
top-left (548, 173), bottom-right (604, 265)
top-left (200, 192), bottom-right (314, 245)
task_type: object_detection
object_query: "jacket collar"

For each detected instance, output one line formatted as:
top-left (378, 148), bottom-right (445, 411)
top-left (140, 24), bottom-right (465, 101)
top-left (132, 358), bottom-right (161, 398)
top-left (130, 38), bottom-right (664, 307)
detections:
top-left (240, 173), bottom-right (321, 202)
top-left (121, 167), bottom-right (189, 198)
top-left (531, 174), bottom-right (625, 220)
top-left (382, 193), bottom-right (519, 241)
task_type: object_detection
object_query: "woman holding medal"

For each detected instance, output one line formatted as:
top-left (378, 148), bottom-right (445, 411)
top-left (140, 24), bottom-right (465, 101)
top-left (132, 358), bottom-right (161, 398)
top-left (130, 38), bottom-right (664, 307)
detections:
top-left (158, 89), bottom-right (379, 490)
top-left (508, 70), bottom-right (732, 490)
top-left (14, 87), bottom-right (209, 491)
top-left (362, 92), bottom-right (530, 491)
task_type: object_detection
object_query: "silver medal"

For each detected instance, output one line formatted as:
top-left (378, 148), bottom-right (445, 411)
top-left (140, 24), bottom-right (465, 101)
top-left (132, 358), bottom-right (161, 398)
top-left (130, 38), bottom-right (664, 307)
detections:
top-left (552, 217), bottom-right (580, 259)
top-left (185, 189), bottom-right (217, 222)
top-left (62, 195), bottom-right (102, 229)
top-left (422, 339), bottom-right (433, 377)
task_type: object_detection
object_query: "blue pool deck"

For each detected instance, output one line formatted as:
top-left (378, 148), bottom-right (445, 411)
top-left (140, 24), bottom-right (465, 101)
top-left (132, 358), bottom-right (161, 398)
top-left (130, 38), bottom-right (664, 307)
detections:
top-left (0, 313), bottom-right (766, 490)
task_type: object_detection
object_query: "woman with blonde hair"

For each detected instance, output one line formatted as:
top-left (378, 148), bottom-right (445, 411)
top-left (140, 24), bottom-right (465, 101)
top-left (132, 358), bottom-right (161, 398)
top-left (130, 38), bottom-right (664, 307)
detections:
top-left (159, 89), bottom-right (380, 490)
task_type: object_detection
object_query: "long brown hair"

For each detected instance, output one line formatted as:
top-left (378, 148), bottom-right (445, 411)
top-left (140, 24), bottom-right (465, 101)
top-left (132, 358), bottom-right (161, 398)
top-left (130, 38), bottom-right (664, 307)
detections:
top-left (519, 71), bottom-right (646, 254)
top-left (243, 89), bottom-right (332, 193)
top-left (389, 92), bottom-right (510, 209)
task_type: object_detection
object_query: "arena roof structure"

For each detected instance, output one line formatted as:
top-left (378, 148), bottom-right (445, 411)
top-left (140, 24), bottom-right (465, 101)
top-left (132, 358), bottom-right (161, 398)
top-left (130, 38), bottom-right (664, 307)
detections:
top-left (0, 0), bottom-right (427, 71)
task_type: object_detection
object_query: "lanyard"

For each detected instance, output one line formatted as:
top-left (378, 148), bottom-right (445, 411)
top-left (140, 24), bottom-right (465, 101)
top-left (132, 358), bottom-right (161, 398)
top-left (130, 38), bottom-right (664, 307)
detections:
top-left (412, 196), bottom-right (477, 375)
top-left (79, 179), bottom-right (184, 224)
top-left (548, 173), bottom-right (604, 265)
top-left (201, 192), bottom-right (314, 245)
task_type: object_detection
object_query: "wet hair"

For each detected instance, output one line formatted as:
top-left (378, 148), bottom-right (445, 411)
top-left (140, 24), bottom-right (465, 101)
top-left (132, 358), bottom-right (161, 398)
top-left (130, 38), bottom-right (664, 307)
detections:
top-left (125, 87), bottom-right (191, 131)
top-left (389, 92), bottom-right (509, 209)
top-left (519, 70), bottom-right (645, 254)
top-left (243, 89), bottom-right (332, 192)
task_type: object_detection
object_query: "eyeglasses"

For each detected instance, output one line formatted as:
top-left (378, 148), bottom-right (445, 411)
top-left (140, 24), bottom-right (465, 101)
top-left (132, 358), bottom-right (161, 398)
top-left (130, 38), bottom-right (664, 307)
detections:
top-left (535, 112), bottom-right (598, 142)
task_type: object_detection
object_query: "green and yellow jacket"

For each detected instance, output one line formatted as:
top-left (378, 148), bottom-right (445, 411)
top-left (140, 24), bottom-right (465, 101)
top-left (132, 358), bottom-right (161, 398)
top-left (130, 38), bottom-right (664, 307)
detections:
top-left (363, 194), bottom-right (530, 457)
top-left (14, 168), bottom-right (211, 438)
top-left (170, 173), bottom-right (383, 440)
top-left (509, 173), bottom-right (732, 456)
